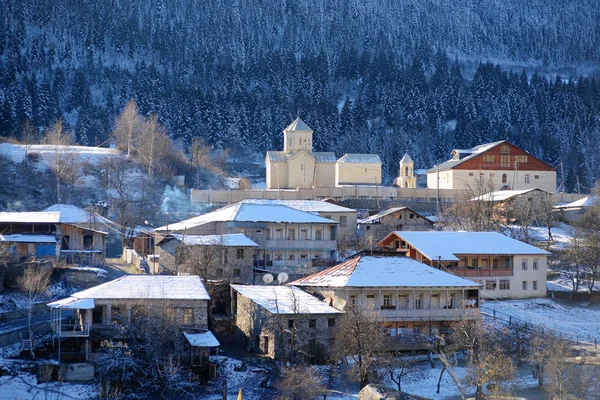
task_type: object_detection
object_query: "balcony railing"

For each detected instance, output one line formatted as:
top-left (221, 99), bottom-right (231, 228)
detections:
top-left (448, 268), bottom-right (513, 277)
top-left (377, 308), bottom-right (480, 321)
top-left (56, 323), bottom-right (90, 337)
top-left (264, 239), bottom-right (337, 250)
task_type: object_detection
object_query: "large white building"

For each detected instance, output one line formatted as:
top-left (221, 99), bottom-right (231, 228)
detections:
top-left (378, 231), bottom-right (550, 299)
top-left (427, 140), bottom-right (556, 192)
top-left (265, 117), bottom-right (381, 189)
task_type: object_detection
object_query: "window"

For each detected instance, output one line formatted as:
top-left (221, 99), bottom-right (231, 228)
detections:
top-left (288, 229), bottom-right (295, 240)
top-left (469, 172), bottom-right (474, 176)
top-left (522, 281), bottom-right (528, 290)
top-left (504, 257), bottom-right (511, 269)
top-left (309, 319), bottom-right (316, 328)
top-left (300, 254), bottom-right (308, 260)
top-left (255, 229), bottom-right (263, 235)
top-left (233, 269), bottom-right (241, 278)
top-left (183, 308), bottom-right (194, 325)
top-left (533, 281), bottom-right (538, 290)
top-left (500, 155), bottom-right (511, 168)
top-left (492, 258), bottom-right (499, 269)
top-left (339, 216), bottom-right (347, 227)
top-left (486, 280), bottom-right (497, 290)
top-left (533, 259), bottom-right (539, 270)
top-left (515, 155), bottom-right (528, 163)
top-left (470, 258), bottom-right (478, 269)
top-left (413, 325), bottom-right (421, 333)
top-left (534, 175), bottom-right (540, 179)
top-left (349, 295), bottom-right (356, 306)
top-left (383, 294), bottom-right (391, 306)
top-left (328, 318), bottom-right (336, 327)
top-left (415, 294), bottom-right (423, 309)
top-left (236, 249), bottom-right (244, 260)
top-left (449, 293), bottom-right (455, 309)
top-left (409, 213), bottom-right (415, 219)
top-left (275, 254), bottom-right (283, 261)
top-left (483, 154), bottom-right (496, 163)
top-left (499, 280), bottom-right (510, 290)
top-left (61, 235), bottom-right (70, 250)
top-left (398, 213), bottom-right (402, 220)
top-left (500, 145), bottom-right (510, 154)
top-left (330, 226), bottom-right (336, 240)
top-left (315, 229), bottom-right (322, 241)
top-left (83, 234), bottom-right (93, 248)
top-left (524, 174), bottom-right (530, 184)
top-left (502, 173), bottom-right (508, 184)
top-left (288, 320), bottom-right (294, 329)
top-left (522, 259), bottom-right (528, 270)
top-left (300, 229), bottom-right (308, 240)
top-left (288, 254), bottom-right (295, 261)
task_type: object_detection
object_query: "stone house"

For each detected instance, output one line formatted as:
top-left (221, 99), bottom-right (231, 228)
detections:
top-left (427, 140), bottom-right (556, 192)
top-left (48, 275), bottom-right (218, 367)
top-left (290, 254), bottom-right (481, 338)
top-left (469, 188), bottom-right (552, 224)
top-left (265, 117), bottom-right (381, 189)
top-left (358, 207), bottom-right (433, 244)
top-left (155, 233), bottom-right (258, 284)
top-left (377, 231), bottom-right (550, 299)
top-left (230, 284), bottom-right (342, 360)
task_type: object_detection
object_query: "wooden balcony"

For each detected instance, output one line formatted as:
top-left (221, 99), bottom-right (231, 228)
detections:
top-left (55, 323), bottom-right (90, 337)
top-left (377, 307), bottom-right (480, 322)
top-left (448, 268), bottom-right (513, 278)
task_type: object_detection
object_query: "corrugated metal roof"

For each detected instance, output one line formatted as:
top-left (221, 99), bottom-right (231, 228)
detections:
top-left (400, 153), bottom-right (413, 164)
top-left (244, 199), bottom-right (355, 213)
top-left (312, 152), bottom-right (337, 163)
top-left (337, 153), bottom-right (382, 164)
top-left (266, 151), bottom-right (288, 162)
top-left (0, 234), bottom-right (57, 243)
top-left (0, 212), bottom-right (61, 224)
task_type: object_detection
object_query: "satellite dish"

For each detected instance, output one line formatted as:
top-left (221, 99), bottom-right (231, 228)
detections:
top-left (277, 272), bottom-right (289, 284)
top-left (263, 274), bottom-right (274, 284)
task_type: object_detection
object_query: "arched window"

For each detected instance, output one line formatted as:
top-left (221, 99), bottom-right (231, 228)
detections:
top-left (405, 167), bottom-right (409, 176)
top-left (500, 145), bottom-right (510, 154)
top-left (502, 173), bottom-right (507, 184)
top-left (404, 181), bottom-right (408, 188)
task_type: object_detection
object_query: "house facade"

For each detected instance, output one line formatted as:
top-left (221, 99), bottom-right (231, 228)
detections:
top-left (48, 275), bottom-right (217, 367)
top-left (154, 200), bottom-right (340, 277)
top-left (358, 207), bottom-right (434, 243)
top-left (230, 284), bottom-right (342, 359)
top-left (378, 231), bottom-right (550, 299)
top-left (155, 233), bottom-right (257, 283)
top-left (0, 211), bottom-right (106, 265)
top-left (427, 141), bottom-right (556, 192)
top-left (265, 117), bottom-right (381, 189)
top-left (290, 255), bottom-right (481, 336)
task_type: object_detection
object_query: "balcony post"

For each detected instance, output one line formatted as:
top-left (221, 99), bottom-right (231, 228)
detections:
top-left (395, 289), bottom-right (399, 318)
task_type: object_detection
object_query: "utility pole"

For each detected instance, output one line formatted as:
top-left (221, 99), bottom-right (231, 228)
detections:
top-left (560, 162), bottom-right (565, 193)
top-left (436, 164), bottom-right (440, 216)
top-left (513, 159), bottom-right (519, 190)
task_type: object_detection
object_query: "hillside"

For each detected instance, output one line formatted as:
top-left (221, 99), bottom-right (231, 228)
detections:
top-left (1, 0), bottom-right (600, 190)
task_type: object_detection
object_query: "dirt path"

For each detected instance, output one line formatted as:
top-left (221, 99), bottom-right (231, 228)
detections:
top-left (103, 257), bottom-right (141, 280)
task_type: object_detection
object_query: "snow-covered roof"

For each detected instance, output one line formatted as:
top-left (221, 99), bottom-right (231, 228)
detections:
top-left (337, 153), bottom-right (382, 164)
top-left (66, 275), bottom-right (210, 300)
top-left (0, 234), bottom-right (56, 243)
top-left (231, 285), bottom-right (343, 314)
top-left (312, 152), bottom-right (337, 163)
top-left (358, 207), bottom-right (430, 225)
top-left (266, 151), bottom-right (288, 162)
top-left (170, 233), bottom-right (258, 247)
top-left (48, 297), bottom-right (95, 309)
top-left (43, 204), bottom-right (89, 223)
top-left (244, 199), bottom-right (355, 213)
top-left (290, 256), bottom-right (481, 288)
top-left (400, 153), bottom-right (413, 164)
top-left (381, 231), bottom-right (551, 262)
top-left (155, 200), bottom-right (337, 231)
top-left (284, 117), bottom-right (313, 132)
top-left (555, 196), bottom-right (598, 209)
top-left (0, 212), bottom-right (61, 224)
top-left (470, 188), bottom-right (547, 202)
top-left (183, 331), bottom-right (220, 347)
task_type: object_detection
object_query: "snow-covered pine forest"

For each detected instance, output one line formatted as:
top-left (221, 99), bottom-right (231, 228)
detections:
top-left (1, 0), bottom-right (600, 190)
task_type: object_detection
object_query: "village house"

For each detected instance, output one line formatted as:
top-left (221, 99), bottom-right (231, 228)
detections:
top-left (265, 117), bottom-right (382, 189)
top-left (290, 254), bottom-right (481, 337)
top-left (427, 140), bottom-right (557, 192)
top-left (554, 195), bottom-right (598, 222)
top-left (0, 211), bottom-right (107, 266)
top-left (230, 284), bottom-right (343, 360)
top-left (469, 188), bottom-right (552, 224)
top-left (153, 200), bottom-right (340, 278)
top-left (358, 206), bottom-right (434, 243)
top-left (48, 275), bottom-right (218, 369)
top-left (378, 231), bottom-right (550, 299)
top-left (155, 233), bottom-right (258, 283)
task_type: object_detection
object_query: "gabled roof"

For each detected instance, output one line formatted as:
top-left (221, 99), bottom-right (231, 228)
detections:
top-left (429, 140), bottom-right (506, 172)
top-left (167, 233), bottom-right (258, 247)
top-left (231, 285), bottom-right (343, 314)
top-left (243, 199), bottom-right (355, 213)
top-left (284, 117), bottom-right (313, 132)
top-left (155, 200), bottom-right (337, 231)
top-left (400, 153), bottom-right (413, 164)
top-left (312, 152), bottom-right (337, 163)
top-left (555, 196), bottom-right (598, 210)
top-left (289, 256), bottom-right (481, 288)
top-left (379, 231), bottom-right (551, 262)
top-left (0, 212), bottom-right (61, 224)
top-left (359, 207), bottom-right (431, 225)
top-left (63, 275), bottom-right (210, 300)
top-left (337, 153), bottom-right (382, 164)
top-left (470, 188), bottom-right (548, 202)
top-left (266, 151), bottom-right (288, 163)
top-left (0, 234), bottom-right (57, 243)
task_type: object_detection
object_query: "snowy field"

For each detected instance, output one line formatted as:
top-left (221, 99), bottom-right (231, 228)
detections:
top-left (0, 143), bottom-right (120, 167)
top-left (483, 298), bottom-right (600, 343)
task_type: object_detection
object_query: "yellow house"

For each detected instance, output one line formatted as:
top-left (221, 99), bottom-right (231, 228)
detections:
top-left (265, 117), bottom-right (381, 189)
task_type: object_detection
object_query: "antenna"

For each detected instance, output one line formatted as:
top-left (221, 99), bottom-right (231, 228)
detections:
top-left (277, 272), bottom-right (289, 284)
top-left (262, 274), bottom-right (274, 284)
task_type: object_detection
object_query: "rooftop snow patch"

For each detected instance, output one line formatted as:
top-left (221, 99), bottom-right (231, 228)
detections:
top-left (171, 233), bottom-right (258, 247)
top-left (0, 211), bottom-right (61, 224)
top-left (290, 256), bottom-right (481, 288)
top-left (385, 231), bottom-right (551, 262)
top-left (243, 199), bottom-right (355, 213)
top-left (555, 196), bottom-right (598, 209)
top-left (66, 275), bottom-right (210, 300)
top-left (231, 285), bottom-right (343, 314)
top-left (183, 331), bottom-right (220, 347)
top-left (155, 200), bottom-right (337, 231)
top-left (284, 117), bottom-right (313, 132)
top-left (470, 188), bottom-right (547, 202)
top-left (337, 153), bottom-right (382, 164)
top-left (0, 234), bottom-right (57, 243)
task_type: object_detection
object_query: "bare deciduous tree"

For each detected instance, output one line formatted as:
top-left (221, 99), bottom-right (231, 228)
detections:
top-left (113, 99), bottom-right (143, 160)
top-left (276, 366), bottom-right (327, 400)
top-left (44, 119), bottom-right (78, 203)
top-left (18, 263), bottom-right (51, 358)
top-left (440, 176), bottom-right (499, 232)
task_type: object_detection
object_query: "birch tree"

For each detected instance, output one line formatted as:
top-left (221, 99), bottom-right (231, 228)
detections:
top-left (113, 99), bottom-right (143, 160)
top-left (18, 263), bottom-right (51, 358)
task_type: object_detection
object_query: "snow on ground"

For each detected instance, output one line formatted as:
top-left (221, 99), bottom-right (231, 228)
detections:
top-left (526, 223), bottom-right (574, 250)
top-left (546, 272), bottom-right (600, 293)
top-left (482, 298), bottom-right (600, 343)
top-left (204, 355), bottom-right (274, 400)
top-left (0, 143), bottom-right (120, 167)
top-left (0, 371), bottom-right (96, 400)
